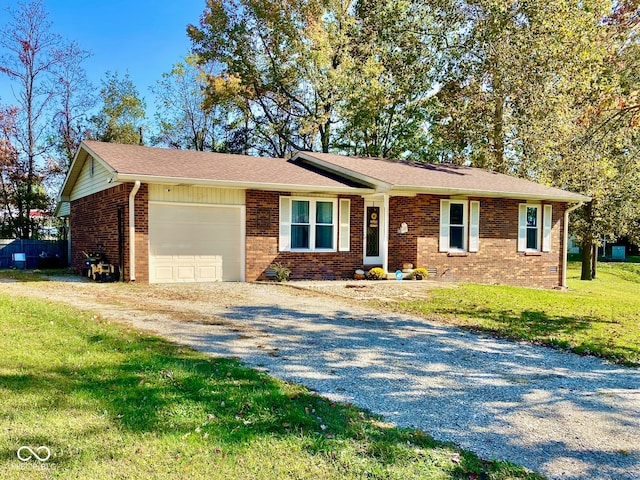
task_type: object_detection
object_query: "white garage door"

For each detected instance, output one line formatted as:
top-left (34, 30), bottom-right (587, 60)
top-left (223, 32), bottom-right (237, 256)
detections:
top-left (149, 203), bottom-right (243, 283)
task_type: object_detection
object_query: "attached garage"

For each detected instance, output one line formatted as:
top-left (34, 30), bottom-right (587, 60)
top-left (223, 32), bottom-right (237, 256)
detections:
top-left (148, 202), bottom-right (245, 283)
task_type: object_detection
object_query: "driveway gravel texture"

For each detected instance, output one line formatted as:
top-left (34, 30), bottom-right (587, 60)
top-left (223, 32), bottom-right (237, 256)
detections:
top-left (2, 278), bottom-right (639, 480)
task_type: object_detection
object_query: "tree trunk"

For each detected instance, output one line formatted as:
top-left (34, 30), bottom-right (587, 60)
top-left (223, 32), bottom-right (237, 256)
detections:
top-left (492, 95), bottom-right (505, 173)
top-left (591, 244), bottom-right (598, 279)
top-left (580, 201), bottom-right (595, 281)
top-left (320, 110), bottom-right (331, 153)
top-left (581, 238), bottom-right (593, 280)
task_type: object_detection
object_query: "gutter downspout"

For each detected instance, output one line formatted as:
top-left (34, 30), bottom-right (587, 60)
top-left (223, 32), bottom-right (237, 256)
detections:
top-left (129, 181), bottom-right (141, 282)
top-left (562, 201), bottom-right (584, 289)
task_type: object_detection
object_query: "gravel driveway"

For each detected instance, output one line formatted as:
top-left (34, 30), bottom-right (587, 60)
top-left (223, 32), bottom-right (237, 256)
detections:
top-left (3, 279), bottom-right (639, 480)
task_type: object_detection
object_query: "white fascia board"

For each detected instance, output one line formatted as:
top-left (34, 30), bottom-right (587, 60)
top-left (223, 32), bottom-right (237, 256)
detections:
top-left (59, 142), bottom-right (118, 200)
top-left (390, 185), bottom-right (591, 203)
top-left (58, 146), bottom-right (87, 200)
top-left (115, 173), bottom-right (374, 195)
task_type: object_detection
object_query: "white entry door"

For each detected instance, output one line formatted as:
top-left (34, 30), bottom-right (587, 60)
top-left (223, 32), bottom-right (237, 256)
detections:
top-left (148, 203), bottom-right (243, 283)
top-left (363, 200), bottom-right (384, 265)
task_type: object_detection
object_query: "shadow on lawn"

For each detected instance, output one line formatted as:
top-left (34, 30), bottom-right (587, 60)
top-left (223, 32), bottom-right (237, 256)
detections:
top-left (0, 328), bottom-right (506, 478)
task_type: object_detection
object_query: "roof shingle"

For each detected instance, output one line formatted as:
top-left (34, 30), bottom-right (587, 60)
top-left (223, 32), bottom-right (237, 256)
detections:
top-left (67, 141), bottom-right (588, 202)
top-left (81, 141), bottom-right (363, 190)
top-left (295, 152), bottom-right (589, 202)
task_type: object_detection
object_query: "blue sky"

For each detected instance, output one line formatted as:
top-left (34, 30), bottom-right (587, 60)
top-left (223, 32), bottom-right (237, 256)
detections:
top-left (0, 0), bottom-right (207, 118)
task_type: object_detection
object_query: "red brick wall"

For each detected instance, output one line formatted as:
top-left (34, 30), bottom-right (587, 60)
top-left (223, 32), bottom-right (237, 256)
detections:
top-left (245, 190), bottom-right (364, 281)
top-left (389, 195), bottom-right (566, 288)
top-left (70, 183), bottom-right (149, 282)
top-left (71, 185), bottom-right (568, 288)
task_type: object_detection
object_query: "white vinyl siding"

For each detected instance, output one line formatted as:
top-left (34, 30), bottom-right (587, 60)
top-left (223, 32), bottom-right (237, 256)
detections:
top-left (56, 201), bottom-right (70, 217)
top-left (149, 184), bottom-right (245, 205)
top-left (339, 199), bottom-right (350, 251)
top-left (70, 156), bottom-right (120, 201)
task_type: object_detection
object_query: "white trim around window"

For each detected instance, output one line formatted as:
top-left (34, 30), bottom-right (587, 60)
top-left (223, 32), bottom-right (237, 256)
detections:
top-left (439, 199), bottom-right (479, 253)
top-left (279, 196), bottom-right (340, 252)
top-left (518, 203), bottom-right (552, 253)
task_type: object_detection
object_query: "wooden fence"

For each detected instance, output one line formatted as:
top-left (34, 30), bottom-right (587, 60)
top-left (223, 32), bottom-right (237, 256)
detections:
top-left (0, 239), bottom-right (67, 269)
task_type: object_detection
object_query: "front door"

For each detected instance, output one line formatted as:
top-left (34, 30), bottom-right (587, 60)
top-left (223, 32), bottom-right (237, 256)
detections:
top-left (364, 201), bottom-right (384, 265)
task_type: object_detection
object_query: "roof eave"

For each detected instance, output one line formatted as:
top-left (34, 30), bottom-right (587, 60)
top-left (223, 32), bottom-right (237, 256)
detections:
top-left (115, 173), bottom-right (373, 195)
top-left (391, 185), bottom-right (591, 202)
top-left (53, 200), bottom-right (69, 218)
top-left (58, 144), bottom-right (88, 199)
top-left (59, 141), bottom-right (118, 199)
top-left (293, 151), bottom-right (392, 191)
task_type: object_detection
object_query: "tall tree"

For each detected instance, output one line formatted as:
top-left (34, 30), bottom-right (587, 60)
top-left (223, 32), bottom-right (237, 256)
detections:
top-left (52, 42), bottom-right (95, 166)
top-left (151, 57), bottom-right (235, 152)
top-left (0, 0), bottom-right (79, 238)
top-left (336, 0), bottom-right (439, 159)
top-left (555, 1), bottom-right (640, 279)
top-left (0, 105), bottom-right (19, 237)
top-left (429, 0), bottom-right (611, 174)
top-left (421, 0), bottom-right (640, 281)
top-left (590, 0), bottom-right (640, 133)
top-left (188, 0), bottom-right (354, 156)
top-left (90, 71), bottom-right (146, 145)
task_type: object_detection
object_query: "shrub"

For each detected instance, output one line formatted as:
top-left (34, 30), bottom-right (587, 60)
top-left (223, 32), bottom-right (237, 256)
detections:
top-left (270, 262), bottom-right (291, 282)
top-left (412, 267), bottom-right (428, 280)
top-left (367, 267), bottom-right (386, 280)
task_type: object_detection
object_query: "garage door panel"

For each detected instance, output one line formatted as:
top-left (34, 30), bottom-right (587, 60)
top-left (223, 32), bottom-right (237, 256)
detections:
top-left (154, 266), bottom-right (174, 282)
top-left (149, 203), bottom-right (242, 283)
top-left (177, 266), bottom-right (196, 281)
top-left (198, 265), bottom-right (220, 282)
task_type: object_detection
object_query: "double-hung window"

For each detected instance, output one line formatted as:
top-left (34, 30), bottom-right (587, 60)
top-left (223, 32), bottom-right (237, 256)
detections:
top-left (526, 206), bottom-right (539, 250)
top-left (280, 197), bottom-right (342, 252)
top-left (449, 202), bottom-right (466, 250)
top-left (439, 199), bottom-right (480, 253)
top-left (291, 200), bottom-right (311, 249)
top-left (518, 204), bottom-right (553, 252)
top-left (314, 201), bottom-right (334, 249)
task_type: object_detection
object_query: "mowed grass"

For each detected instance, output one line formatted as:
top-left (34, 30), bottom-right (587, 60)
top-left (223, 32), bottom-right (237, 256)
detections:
top-left (382, 262), bottom-right (640, 366)
top-left (0, 294), bottom-right (539, 479)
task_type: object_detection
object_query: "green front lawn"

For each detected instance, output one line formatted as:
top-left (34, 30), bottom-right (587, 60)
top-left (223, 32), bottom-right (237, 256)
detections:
top-left (381, 262), bottom-right (640, 366)
top-left (0, 294), bottom-right (538, 479)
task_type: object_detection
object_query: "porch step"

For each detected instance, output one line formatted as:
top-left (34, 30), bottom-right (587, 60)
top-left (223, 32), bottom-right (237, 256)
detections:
top-left (386, 269), bottom-right (415, 281)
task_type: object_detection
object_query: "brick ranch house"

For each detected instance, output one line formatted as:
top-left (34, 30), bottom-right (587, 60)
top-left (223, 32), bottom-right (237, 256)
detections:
top-left (57, 141), bottom-right (589, 288)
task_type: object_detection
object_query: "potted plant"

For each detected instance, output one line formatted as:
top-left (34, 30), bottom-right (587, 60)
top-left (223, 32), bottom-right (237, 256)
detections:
top-left (366, 267), bottom-right (386, 280)
top-left (412, 267), bottom-right (428, 280)
top-left (269, 262), bottom-right (291, 282)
